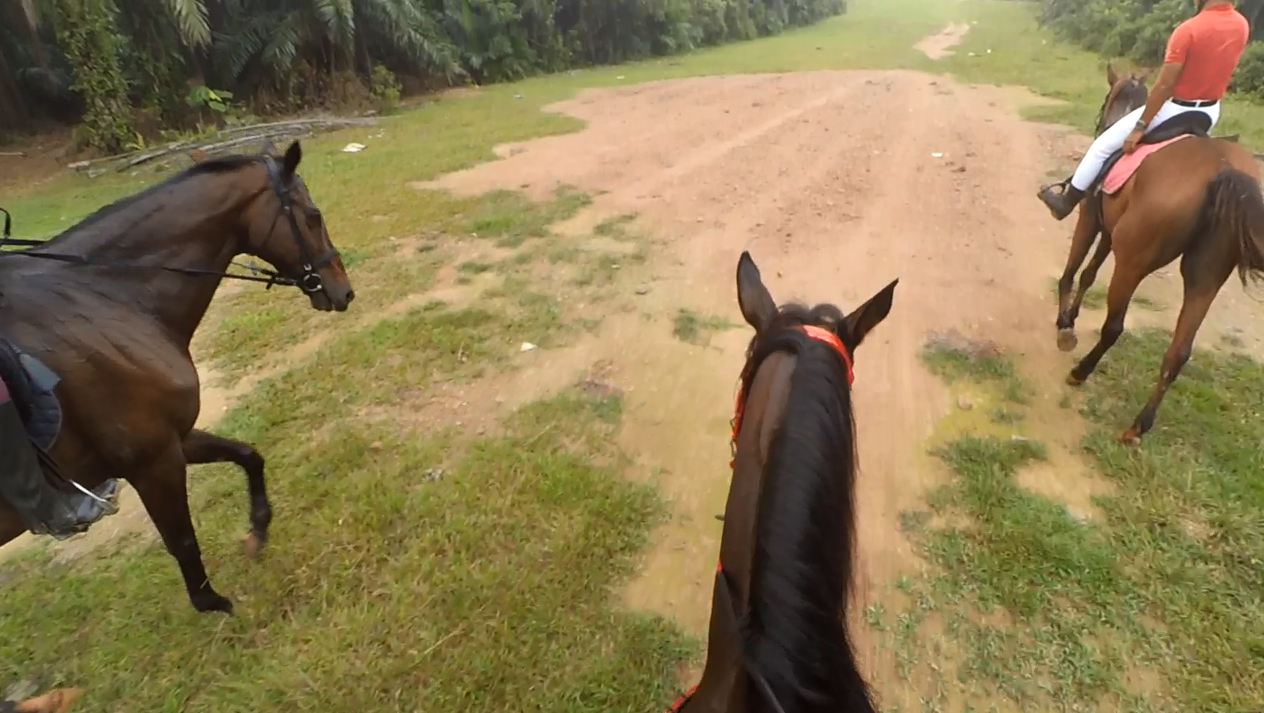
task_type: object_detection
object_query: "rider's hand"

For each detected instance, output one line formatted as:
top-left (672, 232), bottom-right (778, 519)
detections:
top-left (1123, 128), bottom-right (1145, 155)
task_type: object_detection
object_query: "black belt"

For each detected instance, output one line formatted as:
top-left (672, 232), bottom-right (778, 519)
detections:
top-left (1172, 98), bottom-right (1218, 108)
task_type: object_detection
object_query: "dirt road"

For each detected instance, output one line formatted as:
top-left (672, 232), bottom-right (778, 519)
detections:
top-left (419, 62), bottom-right (1264, 691)
top-left (11, 34), bottom-right (1264, 705)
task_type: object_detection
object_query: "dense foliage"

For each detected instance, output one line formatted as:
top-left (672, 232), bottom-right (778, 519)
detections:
top-left (0, 0), bottom-right (846, 150)
top-left (1038, 0), bottom-right (1264, 100)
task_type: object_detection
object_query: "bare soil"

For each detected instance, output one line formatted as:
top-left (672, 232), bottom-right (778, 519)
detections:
top-left (916, 22), bottom-right (972, 60)
top-left (11, 54), bottom-right (1264, 708)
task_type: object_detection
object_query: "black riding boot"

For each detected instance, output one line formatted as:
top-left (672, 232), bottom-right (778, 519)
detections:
top-left (1037, 182), bottom-right (1086, 221)
top-left (0, 400), bottom-right (115, 538)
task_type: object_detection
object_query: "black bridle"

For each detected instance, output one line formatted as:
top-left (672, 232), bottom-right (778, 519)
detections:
top-left (0, 155), bottom-right (338, 295)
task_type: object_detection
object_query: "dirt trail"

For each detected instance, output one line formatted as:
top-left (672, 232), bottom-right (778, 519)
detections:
top-left (916, 22), bottom-right (971, 60)
top-left (419, 69), bottom-right (1118, 698)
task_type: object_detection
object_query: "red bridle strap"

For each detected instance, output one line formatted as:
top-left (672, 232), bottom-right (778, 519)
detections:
top-left (728, 325), bottom-right (853, 469)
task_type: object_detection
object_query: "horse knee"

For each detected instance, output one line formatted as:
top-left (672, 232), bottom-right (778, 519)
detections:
top-left (1163, 346), bottom-right (1193, 382)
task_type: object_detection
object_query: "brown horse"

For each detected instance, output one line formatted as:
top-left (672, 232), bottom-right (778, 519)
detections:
top-left (1054, 66), bottom-right (1264, 444)
top-left (1, 688), bottom-right (82, 713)
top-left (0, 140), bottom-right (354, 613)
top-left (665, 251), bottom-right (896, 713)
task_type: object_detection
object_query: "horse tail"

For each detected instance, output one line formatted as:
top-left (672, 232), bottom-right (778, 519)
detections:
top-left (1207, 168), bottom-right (1264, 287)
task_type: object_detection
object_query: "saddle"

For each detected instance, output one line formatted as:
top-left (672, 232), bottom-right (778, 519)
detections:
top-left (0, 338), bottom-right (63, 452)
top-left (1090, 112), bottom-right (1214, 196)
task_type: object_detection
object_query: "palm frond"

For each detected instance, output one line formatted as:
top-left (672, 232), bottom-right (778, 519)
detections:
top-left (162, 0), bottom-right (212, 47)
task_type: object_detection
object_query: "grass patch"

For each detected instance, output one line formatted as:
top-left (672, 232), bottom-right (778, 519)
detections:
top-left (594, 213), bottom-right (639, 239)
top-left (883, 328), bottom-right (1264, 711)
top-left (458, 260), bottom-right (495, 275)
top-left (0, 306), bottom-right (692, 712)
top-left (1047, 277), bottom-right (1162, 312)
top-left (452, 187), bottom-right (591, 248)
top-left (671, 309), bottom-right (739, 346)
top-left (920, 334), bottom-right (1032, 405)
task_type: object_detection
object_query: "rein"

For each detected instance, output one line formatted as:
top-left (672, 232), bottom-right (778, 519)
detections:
top-left (668, 323), bottom-right (853, 713)
top-left (0, 156), bottom-right (337, 295)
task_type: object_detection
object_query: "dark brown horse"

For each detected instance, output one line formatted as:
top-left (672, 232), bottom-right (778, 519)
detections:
top-left (1054, 65), bottom-right (1264, 444)
top-left (665, 251), bottom-right (896, 713)
top-left (0, 140), bottom-right (353, 613)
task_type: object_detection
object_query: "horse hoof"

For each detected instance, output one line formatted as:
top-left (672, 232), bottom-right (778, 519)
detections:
top-left (193, 592), bottom-right (234, 615)
top-left (1056, 329), bottom-right (1078, 352)
top-left (1118, 428), bottom-right (1142, 446)
top-left (240, 530), bottom-right (266, 559)
top-left (1065, 372), bottom-right (1085, 387)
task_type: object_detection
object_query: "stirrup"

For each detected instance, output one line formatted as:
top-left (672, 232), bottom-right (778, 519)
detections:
top-left (68, 478), bottom-right (120, 517)
top-left (1041, 178), bottom-right (1072, 196)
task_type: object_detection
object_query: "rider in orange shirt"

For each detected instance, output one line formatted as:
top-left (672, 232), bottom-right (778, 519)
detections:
top-left (1038, 0), bottom-right (1249, 219)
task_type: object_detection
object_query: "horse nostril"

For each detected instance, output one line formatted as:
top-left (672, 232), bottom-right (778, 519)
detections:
top-left (346, 289), bottom-right (356, 303)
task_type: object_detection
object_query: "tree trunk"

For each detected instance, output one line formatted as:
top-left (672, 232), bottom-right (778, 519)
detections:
top-left (0, 47), bottom-right (32, 133)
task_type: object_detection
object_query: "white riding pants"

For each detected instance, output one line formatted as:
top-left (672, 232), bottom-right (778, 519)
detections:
top-left (1069, 100), bottom-right (1221, 191)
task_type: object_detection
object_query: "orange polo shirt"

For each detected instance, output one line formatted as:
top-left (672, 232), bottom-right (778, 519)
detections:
top-left (1164, 4), bottom-right (1250, 101)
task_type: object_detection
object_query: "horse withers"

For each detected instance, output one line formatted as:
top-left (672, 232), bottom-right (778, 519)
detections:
top-left (1054, 65), bottom-right (1264, 444)
top-left (0, 140), bottom-right (354, 613)
top-left (665, 251), bottom-right (896, 713)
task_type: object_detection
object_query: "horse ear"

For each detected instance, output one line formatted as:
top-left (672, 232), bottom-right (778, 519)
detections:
top-left (1139, 67), bottom-right (1155, 83)
top-left (259, 140), bottom-right (276, 157)
top-left (840, 279), bottom-right (898, 349)
top-left (1106, 63), bottom-right (1119, 87)
top-left (281, 140), bottom-right (302, 179)
top-left (736, 251), bottom-right (777, 334)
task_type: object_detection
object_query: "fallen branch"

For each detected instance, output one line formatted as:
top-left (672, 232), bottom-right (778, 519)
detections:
top-left (69, 116), bottom-right (377, 174)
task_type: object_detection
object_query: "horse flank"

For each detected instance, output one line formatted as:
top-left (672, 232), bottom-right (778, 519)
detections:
top-left (739, 306), bottom-right (876, 713)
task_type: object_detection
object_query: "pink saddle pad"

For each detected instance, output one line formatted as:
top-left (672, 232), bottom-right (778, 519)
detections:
top-left (1103, 135), bottom-right (1193, 195)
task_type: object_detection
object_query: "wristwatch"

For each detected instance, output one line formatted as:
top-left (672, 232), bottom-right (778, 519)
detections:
top-left (1134, 119), bottom-right (1149, 131)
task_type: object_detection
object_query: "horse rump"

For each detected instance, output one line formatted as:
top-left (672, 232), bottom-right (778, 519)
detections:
top-left (1206, 167), bottom-right (1264, 287)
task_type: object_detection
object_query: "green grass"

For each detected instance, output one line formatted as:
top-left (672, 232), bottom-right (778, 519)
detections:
top-left (671, 309), bottom-right (739, 346)
top-left (941, 0), bottom-right (1264, 146)
top-left (0, 303), bottom-right (692, 712)
top-left (9, 0), bottom-right (1264, 709)
top-left (1047, 276), bottom-right (1163, 312)
top-left (920, 337), bottom-right (1032, 405)
top-left (884, 329), bottom-right (1264, 712)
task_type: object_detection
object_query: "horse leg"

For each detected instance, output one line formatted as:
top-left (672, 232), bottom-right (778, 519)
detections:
top-left (1056, 202), bottom-right (1103, 351)
top-left (182, 429), bottom-right (271, 558)
top-left (1068, 231), bottom-right (1113, 327)
top-left (1119, 251), bottom-right (1232, 445)
top-left (130, 445), bottom-right (233, 614)
top-left (1067, 254), bottom-right (1146, 386)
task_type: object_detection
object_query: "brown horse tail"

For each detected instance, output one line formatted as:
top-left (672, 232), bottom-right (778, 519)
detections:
top-left (1208, 168), bottom-right (1264, 287)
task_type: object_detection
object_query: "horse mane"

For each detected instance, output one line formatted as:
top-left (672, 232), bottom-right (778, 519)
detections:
top-left (44, 154), bottom-right (264, 243)
top-left (738, 303), bottom-right (876, 713)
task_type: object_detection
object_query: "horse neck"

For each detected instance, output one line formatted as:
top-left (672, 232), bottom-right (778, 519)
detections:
top-left (33, 170), bottom-right (259, 345)
top-left (740, 332), bottom-right (876, 713)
